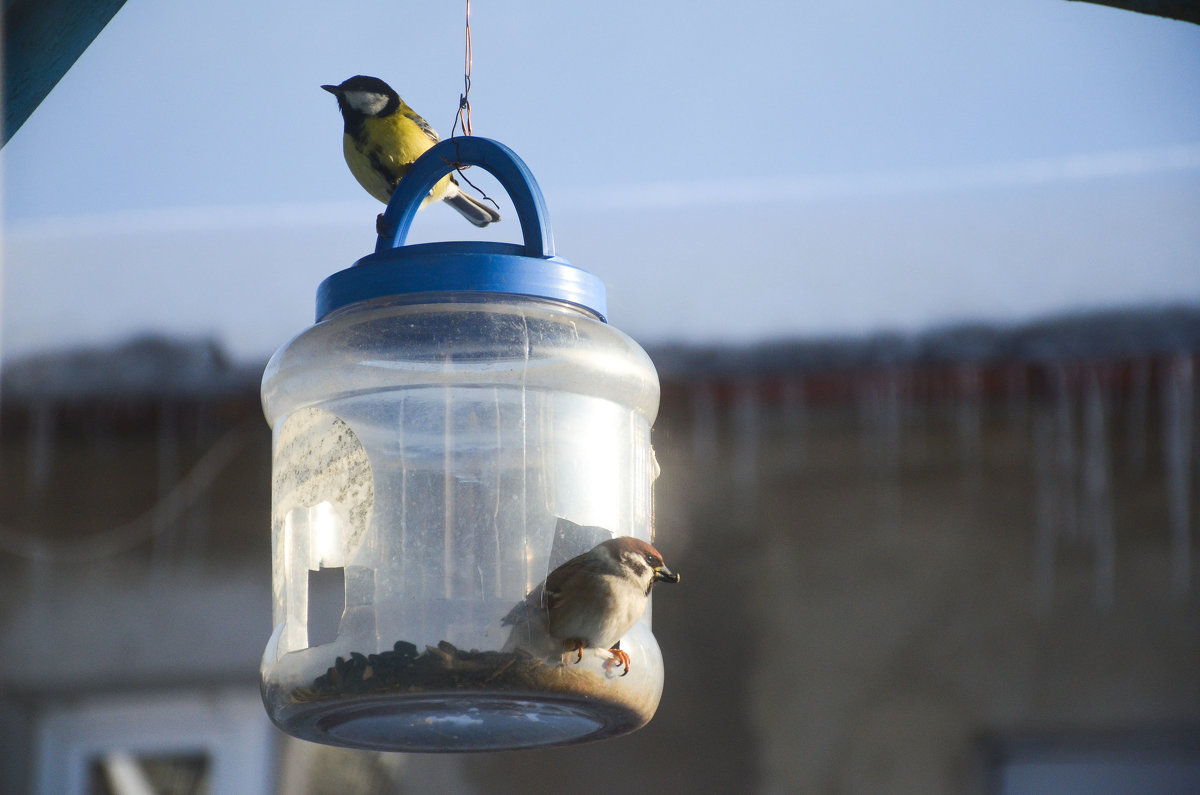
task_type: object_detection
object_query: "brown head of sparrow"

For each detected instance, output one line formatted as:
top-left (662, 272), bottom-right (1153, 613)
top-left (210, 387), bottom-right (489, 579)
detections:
top-left (501, 536), bottom-right (680, 675)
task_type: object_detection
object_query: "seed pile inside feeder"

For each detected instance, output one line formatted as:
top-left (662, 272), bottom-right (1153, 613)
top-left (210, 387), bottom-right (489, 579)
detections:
top-left (292, 640), bottom-right (548, 701)
top-left (277, 638), bottom-right (659, 727)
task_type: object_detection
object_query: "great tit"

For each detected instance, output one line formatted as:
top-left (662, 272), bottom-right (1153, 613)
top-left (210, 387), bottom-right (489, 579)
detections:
top-left (322, 75), bottom-right (501, 227)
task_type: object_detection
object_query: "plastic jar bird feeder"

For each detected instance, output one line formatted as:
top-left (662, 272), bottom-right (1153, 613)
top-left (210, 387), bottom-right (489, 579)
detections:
top-left (260, 138), bottom-right (664, 751)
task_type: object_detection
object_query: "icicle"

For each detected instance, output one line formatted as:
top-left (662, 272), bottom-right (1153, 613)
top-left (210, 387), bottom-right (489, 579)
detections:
top-left (907, 369), bottom-right (930, 465)
top-left (1032, 363), bottom-right (1090, 610)
top-left (1162, 354), bottom-right (1194, 596)
top-left (690, 381), bottom-right (719, 467)
top-left (152, 402), bottom-right (181, 570)
top-left (956, 364), bottom-right (983, 492)
top-left (855, 375), bottom-right (875, 463)
top-left (1032, 400), bottom-right (1057, 609)
top-left (1006, 363), bottom-right (1029, 432)
top-left (780, 376), bottom-right (807, 468)
top-left (731, 379), bottom-right (761, 518)
top-left (1081, 367), bottom-right (1115, 609)
top-left (896, 369), bottom-right (918, 460)
top-left (1052, 365), bottom-right (1080, 540)
top-left (856, 370), bottom-right (902, 532)
top-left (881, 370), bottom-right (903, 527)
top-left (1126, 358), bottom-right (1150, 474)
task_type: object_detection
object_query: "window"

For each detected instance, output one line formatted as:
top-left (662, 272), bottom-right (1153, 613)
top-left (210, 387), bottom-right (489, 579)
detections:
top-left (36, 687), bottom-right (275, 795)
top-left (988, 731), bottom-right (1200, 795)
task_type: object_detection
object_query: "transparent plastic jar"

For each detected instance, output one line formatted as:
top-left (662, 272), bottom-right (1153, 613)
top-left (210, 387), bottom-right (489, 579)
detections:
top-left (259, 138), bottom-right (664, 751)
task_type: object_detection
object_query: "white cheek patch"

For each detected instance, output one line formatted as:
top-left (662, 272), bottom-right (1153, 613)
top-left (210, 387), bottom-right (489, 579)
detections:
top-left (343, 90), bottom-right (389, 115)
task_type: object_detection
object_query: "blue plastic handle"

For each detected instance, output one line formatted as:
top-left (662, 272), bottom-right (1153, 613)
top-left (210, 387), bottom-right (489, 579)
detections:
top-left (317, 136), bottom-right (607, 322)
top-left (375, 137), bottom-right (555, 257)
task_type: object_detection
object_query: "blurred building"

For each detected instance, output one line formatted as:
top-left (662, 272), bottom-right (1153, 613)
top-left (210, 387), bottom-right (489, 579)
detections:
top-left (1, 310), bottom-right (1198, 793)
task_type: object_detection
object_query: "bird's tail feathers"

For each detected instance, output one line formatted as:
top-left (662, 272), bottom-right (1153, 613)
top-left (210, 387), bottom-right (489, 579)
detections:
top-left (444, 185), bottom-right (502, 228)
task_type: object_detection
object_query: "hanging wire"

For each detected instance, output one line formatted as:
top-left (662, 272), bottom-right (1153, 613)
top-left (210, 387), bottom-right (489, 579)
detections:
top-left (451, 0), bottom-right (474, 139)
top-left (446, 0), bottom-right (500, 211)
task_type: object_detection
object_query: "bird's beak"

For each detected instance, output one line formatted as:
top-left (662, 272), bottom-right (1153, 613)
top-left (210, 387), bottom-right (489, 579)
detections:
top-left (321, 84), bottom-right (340, 95)
top-left (654, 566), bottom-right (680, 585)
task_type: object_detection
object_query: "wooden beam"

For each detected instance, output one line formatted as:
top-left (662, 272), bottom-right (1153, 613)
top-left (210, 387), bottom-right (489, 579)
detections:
top-left (3, 0), bottom-right (129, 145)
top-left (1065, 0), bottom-right (1200, 24)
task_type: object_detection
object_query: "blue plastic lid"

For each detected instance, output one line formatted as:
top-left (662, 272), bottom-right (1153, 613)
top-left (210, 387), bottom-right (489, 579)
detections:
top-left (316, 137), bottom-right (607, 322)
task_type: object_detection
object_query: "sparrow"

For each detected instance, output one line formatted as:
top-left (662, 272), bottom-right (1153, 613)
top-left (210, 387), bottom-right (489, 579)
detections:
top-left (501, 536), bottom-right (680, 675)
top-left (321, 75), bottom-right (501, 227)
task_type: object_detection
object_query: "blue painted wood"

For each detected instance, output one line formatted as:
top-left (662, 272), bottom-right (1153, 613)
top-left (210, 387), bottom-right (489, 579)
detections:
top-left (2, 0), bottom-right (129, 145)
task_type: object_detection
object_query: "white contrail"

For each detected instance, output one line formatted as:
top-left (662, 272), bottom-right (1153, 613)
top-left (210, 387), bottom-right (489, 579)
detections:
top-left (5, 200), bottom-right (379, 238)
top-left (562, 141), bottom-right (1200, 212)
top-left (6, 143), bottom-right (1200, 236)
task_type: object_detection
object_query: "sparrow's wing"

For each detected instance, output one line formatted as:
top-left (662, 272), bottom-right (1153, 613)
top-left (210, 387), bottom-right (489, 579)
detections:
top-left (501, 547), bottom-right (602, 627)
top-left (501, 582), bottom-right (547, 626)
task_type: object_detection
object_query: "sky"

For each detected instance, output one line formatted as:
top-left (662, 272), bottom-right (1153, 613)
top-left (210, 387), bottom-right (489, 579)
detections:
top-left (3, 0), bottom-right (1200, 362)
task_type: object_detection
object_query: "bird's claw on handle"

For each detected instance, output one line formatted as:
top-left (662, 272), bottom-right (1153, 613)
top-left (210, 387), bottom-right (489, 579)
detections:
top-left (568, 639), bottom-right (584, 664)
top-left (604, 647), bottom-right (631, 676)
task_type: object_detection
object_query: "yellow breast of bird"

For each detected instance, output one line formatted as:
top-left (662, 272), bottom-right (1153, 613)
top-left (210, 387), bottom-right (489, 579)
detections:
top-left (343, 113), bottom-right (453, 207)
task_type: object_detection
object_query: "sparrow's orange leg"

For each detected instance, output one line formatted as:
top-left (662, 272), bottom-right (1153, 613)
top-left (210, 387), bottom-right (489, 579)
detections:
top-left (604, 647), bottom-right (631, 676)
top-left (567, 639), bottom-right (584, 664)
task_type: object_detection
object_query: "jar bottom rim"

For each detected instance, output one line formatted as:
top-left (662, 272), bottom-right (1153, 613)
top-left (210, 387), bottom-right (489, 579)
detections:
top-left (272, 692), bottom-right (649, 752)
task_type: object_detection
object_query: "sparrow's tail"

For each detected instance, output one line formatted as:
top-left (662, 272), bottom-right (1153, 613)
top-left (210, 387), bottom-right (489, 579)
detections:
top-left (443, 184), bottom-right (502, 228)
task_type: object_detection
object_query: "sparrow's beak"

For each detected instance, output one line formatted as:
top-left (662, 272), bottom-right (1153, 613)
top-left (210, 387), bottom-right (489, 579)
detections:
top-left (321, 84), bottom-right (340, 95)
top-left (654, 566), bottom-right (680, 585)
